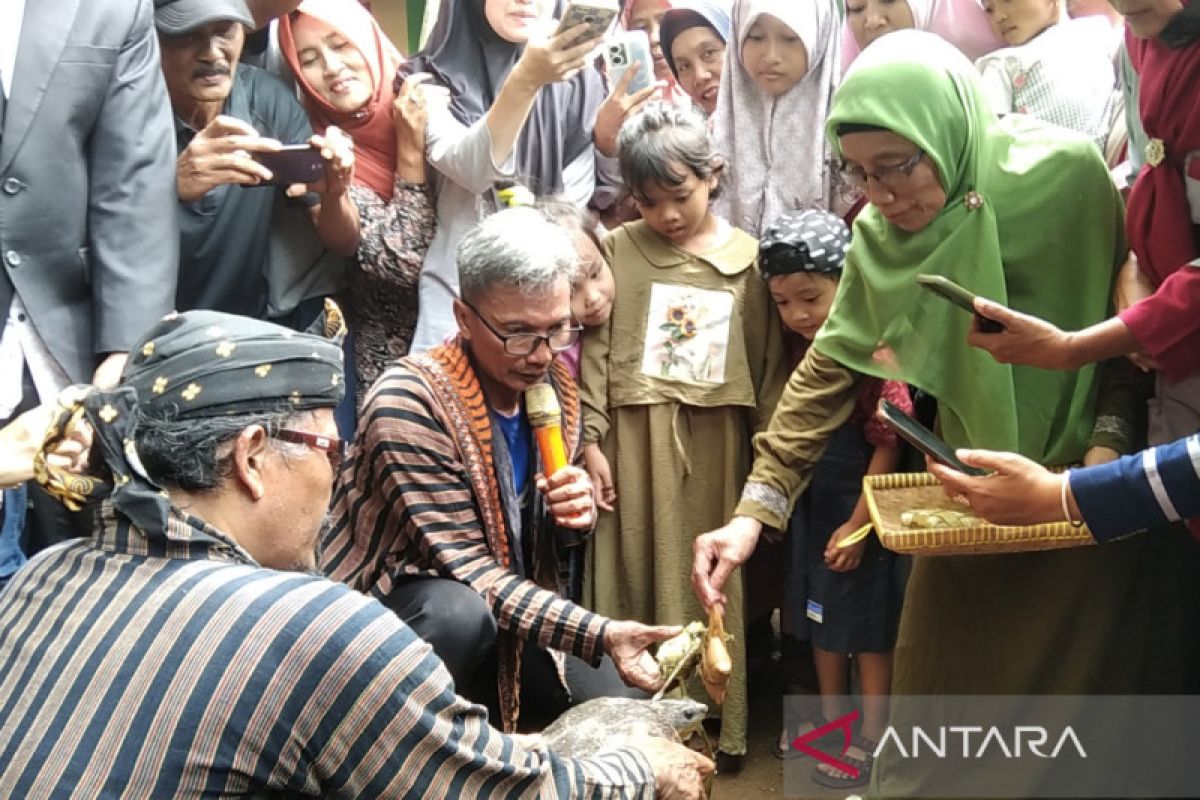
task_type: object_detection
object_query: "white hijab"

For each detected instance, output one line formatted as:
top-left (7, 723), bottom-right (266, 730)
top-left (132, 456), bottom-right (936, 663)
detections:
top-left (711, 0), bottom-right (847, 235)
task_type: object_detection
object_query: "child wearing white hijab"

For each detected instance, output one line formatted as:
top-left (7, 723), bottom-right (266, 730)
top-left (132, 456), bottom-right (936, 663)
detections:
top-left (711, 0), bottom-right (857, 236)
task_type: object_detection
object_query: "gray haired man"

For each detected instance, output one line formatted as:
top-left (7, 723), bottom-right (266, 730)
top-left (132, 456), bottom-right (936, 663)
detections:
top-left (323, 209), bottom-right (694, 742)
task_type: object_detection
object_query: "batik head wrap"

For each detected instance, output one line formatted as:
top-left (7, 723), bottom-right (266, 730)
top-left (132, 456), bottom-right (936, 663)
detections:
top-left (816, 30), bottom-right (1124, 464)
top-left (36, 305), bottom-right (347, 538)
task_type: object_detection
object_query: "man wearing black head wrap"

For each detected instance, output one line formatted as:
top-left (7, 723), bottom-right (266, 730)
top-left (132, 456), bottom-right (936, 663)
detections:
top-left (0, 306), bottom-right (707, 798)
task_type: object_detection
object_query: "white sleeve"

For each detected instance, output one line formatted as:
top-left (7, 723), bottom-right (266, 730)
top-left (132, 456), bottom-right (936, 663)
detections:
top-left (425, 105), bottom-right (518, 194)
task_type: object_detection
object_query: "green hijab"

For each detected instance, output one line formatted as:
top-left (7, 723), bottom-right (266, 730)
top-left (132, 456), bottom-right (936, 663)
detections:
top-left (814, 30), bottom-right (1125, 464)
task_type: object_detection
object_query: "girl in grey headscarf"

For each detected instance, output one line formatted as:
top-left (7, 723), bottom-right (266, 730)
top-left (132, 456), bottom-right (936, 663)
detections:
top-left (711, 0), bottom-right (857, 235)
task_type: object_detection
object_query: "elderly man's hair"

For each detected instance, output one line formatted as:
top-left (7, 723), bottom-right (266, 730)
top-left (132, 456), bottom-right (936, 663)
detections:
top-left (456, 207), bottom-right (580, 304)
top-left (134, 403), bottom-right (309, 492)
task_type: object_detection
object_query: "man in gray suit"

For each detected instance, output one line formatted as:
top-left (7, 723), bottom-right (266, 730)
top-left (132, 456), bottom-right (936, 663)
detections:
top-left (0, 0), bottom-right (178, 559)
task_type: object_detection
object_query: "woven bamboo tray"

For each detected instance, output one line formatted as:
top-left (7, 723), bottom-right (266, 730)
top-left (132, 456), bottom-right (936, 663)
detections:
top-left (863, 472), bottom-right (1095, 556)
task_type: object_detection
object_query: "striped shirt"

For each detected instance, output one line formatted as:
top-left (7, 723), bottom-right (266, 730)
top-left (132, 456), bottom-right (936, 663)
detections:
top-left (1071, 433), bottom-right (1200, 542)
top-left (323, 349), bottom-right (608, 733)
top-left (0, 504), bottom-right (654, 798)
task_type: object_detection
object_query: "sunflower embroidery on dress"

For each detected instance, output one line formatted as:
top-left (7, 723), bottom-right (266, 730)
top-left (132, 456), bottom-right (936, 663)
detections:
top-left (641, 283), bottom-right (734, 385)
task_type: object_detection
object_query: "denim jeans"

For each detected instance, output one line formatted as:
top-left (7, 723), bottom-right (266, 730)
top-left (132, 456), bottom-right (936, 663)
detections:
top-left (0, 484), bottom-right (29, 589)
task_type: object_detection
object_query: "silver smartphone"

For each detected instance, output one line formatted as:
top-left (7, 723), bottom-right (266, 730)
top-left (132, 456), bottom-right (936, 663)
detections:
top-left (602, 30), bottom-right (656, 94)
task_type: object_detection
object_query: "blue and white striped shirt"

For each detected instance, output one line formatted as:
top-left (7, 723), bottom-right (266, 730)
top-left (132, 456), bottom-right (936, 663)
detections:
top-left (1071, 433), bottom-right (1200, 542)
top-left (0, 504), bottom-right (654, 798)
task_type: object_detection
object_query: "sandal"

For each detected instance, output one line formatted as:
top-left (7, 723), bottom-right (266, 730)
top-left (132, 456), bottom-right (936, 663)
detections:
top-left (810, 735), bottom-right (876, 789)
top-left (771, 713), bottom-right (828, 760)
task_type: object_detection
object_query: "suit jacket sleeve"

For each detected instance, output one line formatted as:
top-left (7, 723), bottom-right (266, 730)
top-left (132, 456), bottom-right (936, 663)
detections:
top-left (87, 0), bottom-right (179, 355)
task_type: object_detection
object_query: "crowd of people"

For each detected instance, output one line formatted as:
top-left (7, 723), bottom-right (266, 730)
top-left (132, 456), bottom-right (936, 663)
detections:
top-left (0, 0), bottom-right (1197, 796)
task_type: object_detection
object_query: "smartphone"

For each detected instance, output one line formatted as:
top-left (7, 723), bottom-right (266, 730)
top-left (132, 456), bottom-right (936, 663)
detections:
top-left (603, 30), bottom-right (656, 94)
top-left (253, 144), bottom-right (325, 186)
top-left (878, 400), bottom-right (991, 477)
top-left (916, 274), bottom-right (1005, 333)
top-left (555, 0), bottom-right (619, 44)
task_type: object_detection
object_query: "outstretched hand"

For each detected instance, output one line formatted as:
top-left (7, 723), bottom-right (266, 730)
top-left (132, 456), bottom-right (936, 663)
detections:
top-left (603, 618), bottom-right (680, 692)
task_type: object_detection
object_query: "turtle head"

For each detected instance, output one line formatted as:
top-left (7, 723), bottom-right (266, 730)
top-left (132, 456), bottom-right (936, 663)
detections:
top-left (655, 698), bottom-right (708, 737)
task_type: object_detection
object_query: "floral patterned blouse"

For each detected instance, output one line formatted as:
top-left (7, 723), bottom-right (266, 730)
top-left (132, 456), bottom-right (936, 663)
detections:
top-left (348, 178), bottom-right (436, 402)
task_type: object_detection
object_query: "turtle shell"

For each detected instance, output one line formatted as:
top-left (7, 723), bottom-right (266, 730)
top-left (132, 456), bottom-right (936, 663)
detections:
top-left (540, 697), bottom-right (706, 758)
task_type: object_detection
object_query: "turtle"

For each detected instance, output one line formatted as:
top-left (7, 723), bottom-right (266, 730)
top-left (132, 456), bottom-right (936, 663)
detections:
top-left (540, 697), bottom-right (708, 758)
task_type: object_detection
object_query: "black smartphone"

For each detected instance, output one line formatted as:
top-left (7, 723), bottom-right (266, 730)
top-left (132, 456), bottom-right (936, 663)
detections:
top-left (916, 274), bottom-right (1005, 333)
top-left (878, 400), bottom-right (990, 476)
top-left (253, 144), bottom-right (324, 186)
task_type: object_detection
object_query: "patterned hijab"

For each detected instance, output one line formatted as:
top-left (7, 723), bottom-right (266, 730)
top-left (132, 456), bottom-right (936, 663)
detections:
top-left (840, 0), bottom-right (1003, 73)
top-left (711, 0), bottom-right (845, 234)
top-left (279, 0), bottom-right (405, 200)
top-left (37, 307), bottom-right (347, 539)
top-left (404, 0), bottom-right (605, 195)
top-left (815, 31), bottom-right (1124, 465)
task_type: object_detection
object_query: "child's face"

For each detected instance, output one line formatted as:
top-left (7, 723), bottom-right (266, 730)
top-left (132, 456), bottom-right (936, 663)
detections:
top-left (634, 163), bottom-right (718, 247)
top-left (846, 0), bottom-right (916, 51)
top-left (982, 0), bottom-right (1060, 45)
top-left (767, 272), bottom-right (839, 341)
top-left (569, 230), bottom-right (615, 327)
top-left (741, 14), bottom-right (809, 97)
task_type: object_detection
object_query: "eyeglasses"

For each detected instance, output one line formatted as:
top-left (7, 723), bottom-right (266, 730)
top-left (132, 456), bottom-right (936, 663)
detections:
top-left (839, 149), bottom-right (926, 193)
top-left (461, 299), bottom-right (582, 356)
top-left (275, 429), bottom-right (347, 472)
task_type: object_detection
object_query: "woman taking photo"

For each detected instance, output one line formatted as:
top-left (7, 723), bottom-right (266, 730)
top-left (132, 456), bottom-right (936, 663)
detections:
top-left (280, 0), bottom-right (437, 396)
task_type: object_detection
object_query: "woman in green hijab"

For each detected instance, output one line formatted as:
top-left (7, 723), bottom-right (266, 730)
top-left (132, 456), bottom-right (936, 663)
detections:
top-left (694, 30), bottom-right (1200, 793)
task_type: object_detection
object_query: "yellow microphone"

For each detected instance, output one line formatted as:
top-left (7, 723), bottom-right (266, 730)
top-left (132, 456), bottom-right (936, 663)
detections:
top-left (525, 383), bottom-right (568, 478)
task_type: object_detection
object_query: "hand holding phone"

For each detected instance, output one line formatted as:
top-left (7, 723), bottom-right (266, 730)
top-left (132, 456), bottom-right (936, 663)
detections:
top-left (916, 274), bottom-right (1005, 333)
top-left (253, 144), bottom-right (325, 187)
top-left (878, 400), bottom-right (990, 476)
top-left (555, 0), bottom-right (619, 44)
top-left (603, 30), bottom-right (656, 95)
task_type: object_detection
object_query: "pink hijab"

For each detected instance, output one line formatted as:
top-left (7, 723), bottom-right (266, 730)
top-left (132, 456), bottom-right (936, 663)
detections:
top-left (840, 0), bottom-right (1004, 72)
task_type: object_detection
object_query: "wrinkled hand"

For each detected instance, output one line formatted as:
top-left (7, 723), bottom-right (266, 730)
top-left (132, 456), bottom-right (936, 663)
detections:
top-left (927, 450), bottom-right (1065, 527)
top-left (824, 521), bottom-right (866, 572)
top-left (286, 126), bottom-right (355, 200)
top-left (628, 735), bottom-right (714, 799)
top-left (92, 352), bottom-right (128, 390)
top-left (393, 72), bottom-right (448, 149)
top-left (536, 465), bottom-right (596, 529)
top-left (966, 297), bottom-right (1077, 370)
top-left (603, 618), bottom-right (680, 692)
top-left (691, 516), bottom-right (762, 609)
top-left (593, 65), bottom-right (663, 158)
top-left (513, 22), bottom-right (604, 89)
top-left (176, 115), bottom-right (280, 203)
top-left (581, 443), bottom-right (616, 511)
top-left (0, 390), bottom-right (92, 486)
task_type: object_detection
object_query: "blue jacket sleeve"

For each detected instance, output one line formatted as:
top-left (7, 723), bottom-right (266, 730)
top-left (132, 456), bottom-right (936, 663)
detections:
top-left (1070, 434), bottom-right (1200, 542)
